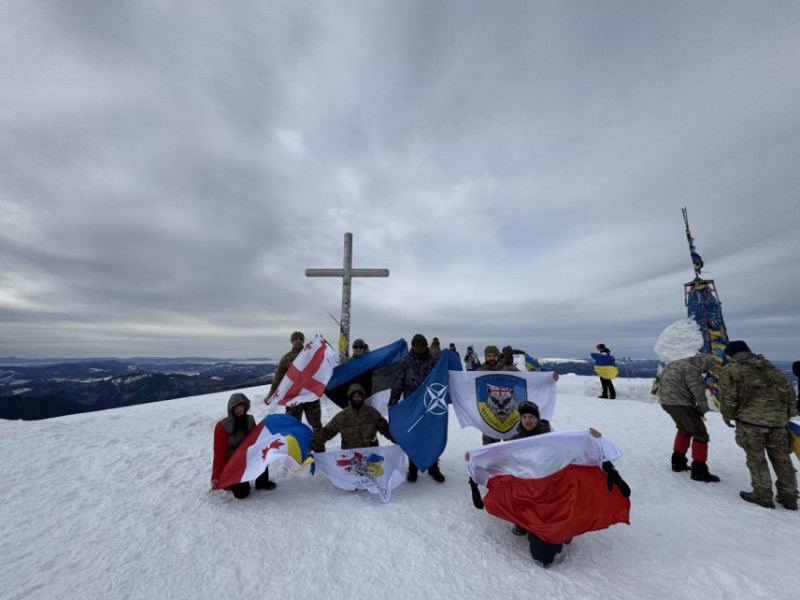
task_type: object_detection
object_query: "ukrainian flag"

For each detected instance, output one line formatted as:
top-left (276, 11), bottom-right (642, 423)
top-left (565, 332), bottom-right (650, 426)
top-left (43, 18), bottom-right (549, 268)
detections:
top-left (788, 421), bottom-right (800, 461)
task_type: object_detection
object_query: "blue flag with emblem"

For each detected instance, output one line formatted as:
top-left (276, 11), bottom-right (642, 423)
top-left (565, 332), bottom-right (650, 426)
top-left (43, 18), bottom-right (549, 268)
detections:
top-left (388, 349), bottom-right (462, 471)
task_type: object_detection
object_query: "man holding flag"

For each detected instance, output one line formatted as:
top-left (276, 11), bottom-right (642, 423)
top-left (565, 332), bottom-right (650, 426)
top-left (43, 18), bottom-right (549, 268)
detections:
top-left (388, 334), bottom-right (445, 483)
top-left (267, 332), bottom-right (336, 452)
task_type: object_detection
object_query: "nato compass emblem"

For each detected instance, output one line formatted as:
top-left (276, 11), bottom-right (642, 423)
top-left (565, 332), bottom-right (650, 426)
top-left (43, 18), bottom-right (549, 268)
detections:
top-left (407, 382), bottom-right (448, 431)
top-left (475, 374), bottom-right (528, 434)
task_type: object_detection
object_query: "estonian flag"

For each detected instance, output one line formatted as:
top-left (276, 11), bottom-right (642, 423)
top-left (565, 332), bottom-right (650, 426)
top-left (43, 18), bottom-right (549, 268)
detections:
top-left (467, 430), bottom-right (631, 544)
top-left (325, 339), bottom-right (408, 415)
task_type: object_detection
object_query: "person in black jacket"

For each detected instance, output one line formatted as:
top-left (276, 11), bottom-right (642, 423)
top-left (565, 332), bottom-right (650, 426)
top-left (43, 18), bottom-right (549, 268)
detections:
top-left (388, 334), bottom-right (444, 483)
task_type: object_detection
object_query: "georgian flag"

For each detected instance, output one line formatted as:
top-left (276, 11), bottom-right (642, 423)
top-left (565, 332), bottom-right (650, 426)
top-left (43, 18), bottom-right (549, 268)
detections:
top-left (267, 333), bottom-right (336, 406)
top-left (467, 430), bottom-right (631, 544)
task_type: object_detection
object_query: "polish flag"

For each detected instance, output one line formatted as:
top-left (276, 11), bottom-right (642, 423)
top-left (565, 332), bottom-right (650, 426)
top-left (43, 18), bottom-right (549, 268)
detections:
top-left (267, 333), bottom-right (336, 406)
top-left (467, 430), bottom-right (631, 544)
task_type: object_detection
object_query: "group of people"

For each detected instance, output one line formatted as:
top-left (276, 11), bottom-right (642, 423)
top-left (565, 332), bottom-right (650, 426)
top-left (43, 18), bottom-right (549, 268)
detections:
top-left (210, 331), bottom-right (799, 565)
top-left (211, 333), bottom-right (561, 491)
top-left (656, 339), bottom-right (798, 510)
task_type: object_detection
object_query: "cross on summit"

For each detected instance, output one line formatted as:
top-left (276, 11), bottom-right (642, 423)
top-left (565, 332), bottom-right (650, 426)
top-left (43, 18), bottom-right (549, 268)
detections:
top-left (305, 232), bottom-right (389, 361)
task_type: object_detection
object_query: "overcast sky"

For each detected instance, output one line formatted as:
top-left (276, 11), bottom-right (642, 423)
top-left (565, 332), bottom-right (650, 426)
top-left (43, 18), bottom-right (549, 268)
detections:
top-left (1, 1), bottom-right (798, 361)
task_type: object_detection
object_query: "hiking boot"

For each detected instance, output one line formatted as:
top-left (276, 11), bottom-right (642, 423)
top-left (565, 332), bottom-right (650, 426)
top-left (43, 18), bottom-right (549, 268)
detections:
top-left (428, 467), bottom-right (446, 483)
top-left (739, 491), bottom-right (775, 509)
top-left (776, 495), bottom-right (799, 510)
top-left (407, 465), bottom-right (418, 483)
top-left (511, 525), bottom-right (527, 536)
top-left (690, 461), bottom-right (720, 483)
top-left (255, 479), bottom-right (277, 491)
top-left (671, 452), bottom-right (690, 473)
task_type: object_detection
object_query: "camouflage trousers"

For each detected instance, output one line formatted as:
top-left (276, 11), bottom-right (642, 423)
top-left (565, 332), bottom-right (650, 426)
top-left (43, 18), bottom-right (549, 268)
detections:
top-left (286, 400), bottom-right (325, 452)
top-left (661, 404), bottom-right (709, 443)
top-left (735, 423), bottom-right (798, 501)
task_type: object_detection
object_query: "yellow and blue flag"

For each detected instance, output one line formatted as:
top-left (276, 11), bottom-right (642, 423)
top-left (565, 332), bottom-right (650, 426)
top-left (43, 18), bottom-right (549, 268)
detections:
top-left (788, 421), bottom-right (800, 461)
top-left (214, 414), bottom-right (315, 489)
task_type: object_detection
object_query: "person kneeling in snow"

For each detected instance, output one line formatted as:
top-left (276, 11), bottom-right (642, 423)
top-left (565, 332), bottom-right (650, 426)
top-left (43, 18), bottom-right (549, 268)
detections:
top-left (466, 414), bottom-right (630, 567)
top-left (211, 393), bottom-right (275, 499)
top-left (313, 383), bottom-right (395, 450)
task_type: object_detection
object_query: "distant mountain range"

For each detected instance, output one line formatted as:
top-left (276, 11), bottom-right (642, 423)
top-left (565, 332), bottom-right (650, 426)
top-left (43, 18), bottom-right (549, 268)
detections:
top-left (0, 358), bottom-right (278, 420)
top-left (1, 356), bottom-right (794, 421)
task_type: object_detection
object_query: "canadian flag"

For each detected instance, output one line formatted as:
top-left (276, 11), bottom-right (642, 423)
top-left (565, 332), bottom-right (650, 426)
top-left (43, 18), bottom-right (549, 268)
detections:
top-left (267, 333), bottom-right (336, 406)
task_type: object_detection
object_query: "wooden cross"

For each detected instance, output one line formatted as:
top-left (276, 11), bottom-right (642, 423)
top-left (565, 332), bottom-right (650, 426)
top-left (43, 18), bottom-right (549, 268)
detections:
top-left (305, 232), bottom-right (389, 361)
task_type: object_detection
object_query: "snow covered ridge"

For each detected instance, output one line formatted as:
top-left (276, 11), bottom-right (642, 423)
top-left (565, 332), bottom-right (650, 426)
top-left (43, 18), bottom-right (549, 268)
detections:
top-left (2, 376), bottom-right (798, 600)
top-left (0, 359), bottom-right (280, 420)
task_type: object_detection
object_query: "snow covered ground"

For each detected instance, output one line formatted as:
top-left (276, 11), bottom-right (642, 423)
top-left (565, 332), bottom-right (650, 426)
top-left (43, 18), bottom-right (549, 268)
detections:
top-left (2, 374), bottom-right (797, 600)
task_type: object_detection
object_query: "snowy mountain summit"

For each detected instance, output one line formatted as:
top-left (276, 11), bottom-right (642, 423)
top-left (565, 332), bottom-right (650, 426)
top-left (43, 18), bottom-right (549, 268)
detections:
top-left (1, 374), bottom-right (797, 600)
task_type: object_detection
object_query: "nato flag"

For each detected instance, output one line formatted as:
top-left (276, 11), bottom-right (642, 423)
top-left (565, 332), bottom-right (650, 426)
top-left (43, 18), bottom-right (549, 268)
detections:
top-left (389, 349), bottom-right (463, 471)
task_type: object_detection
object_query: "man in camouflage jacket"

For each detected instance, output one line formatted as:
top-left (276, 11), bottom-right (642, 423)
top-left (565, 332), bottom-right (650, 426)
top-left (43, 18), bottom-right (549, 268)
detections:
top-left (719, 340), bottom-right (798, 510)
top-left (268, 331), bottom-right (325, 452)
top-left (314, 383), bottom-right (394, 450)
top-left (388, 333), bottom-right (444, 482)
top-left (657, 353), bottom-right (720, 482)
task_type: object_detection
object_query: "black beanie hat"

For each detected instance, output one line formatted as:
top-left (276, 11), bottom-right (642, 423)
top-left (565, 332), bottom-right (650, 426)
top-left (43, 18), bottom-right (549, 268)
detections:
top-left (724, 340), bottom-right (751, 357)
top-left (517, 401), bottom-right (540, 419)
top-left (411, 334), bottom-right (428, 347)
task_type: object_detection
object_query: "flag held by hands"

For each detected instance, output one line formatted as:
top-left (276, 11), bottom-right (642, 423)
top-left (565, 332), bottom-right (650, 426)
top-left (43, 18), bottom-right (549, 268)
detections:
top-left (214, 414), bottom-right (314, 489)
top-left (315, 444), bottom-right (406, 503)
top-left (267, 333), bottom-right (336, 407)
top-left (450, 371), bottom-right (557, 440)
top-left (325, 339), bottom-right (408, 415)
top-left (467, 430), bottom-right (631, 544)
top-left (389, 349), bottom-right (462, 471)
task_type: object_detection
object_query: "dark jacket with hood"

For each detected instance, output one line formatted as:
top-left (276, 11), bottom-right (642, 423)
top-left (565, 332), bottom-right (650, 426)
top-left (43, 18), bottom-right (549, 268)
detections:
top-left (389, 348), bottom-right (437, 405)
top-left (212, 393), bottom-right (256, 482)
top-left (315, 384), bottom-right (394, 449)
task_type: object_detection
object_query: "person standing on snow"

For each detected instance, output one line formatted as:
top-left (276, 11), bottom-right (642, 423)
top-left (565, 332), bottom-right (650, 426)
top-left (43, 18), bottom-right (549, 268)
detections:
top-left (656, 353), bottom-right (720, 482)
top-left (464, 346), bottom-right (481, 371)
top-left (719, 340), bottom-right (798, 510)
top-left (267, 331), bottom-right (325, 452)
top-left (388, 334), bottom-right (445, 483)
top-left (592, 344), bottom-right (616, 399)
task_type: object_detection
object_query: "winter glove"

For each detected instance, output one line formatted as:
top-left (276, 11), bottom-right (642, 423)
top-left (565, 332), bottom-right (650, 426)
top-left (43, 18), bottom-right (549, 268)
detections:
top-left (602, 461), bottom-right (631, 498)
top-left (468, 477), bottom-right (485, 510)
